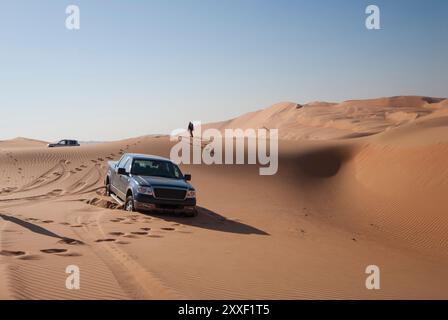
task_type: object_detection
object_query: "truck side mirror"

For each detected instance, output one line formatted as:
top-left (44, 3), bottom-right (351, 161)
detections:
top-left (118, 168), bottom-right (128, 175)
top-left (184, 174), bottom-right (192, 181)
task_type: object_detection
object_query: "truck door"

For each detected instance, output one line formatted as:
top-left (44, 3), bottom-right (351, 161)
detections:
top-left (112, 156), bottom-right (129, 199)
top-left (117, 158), bottom-right (132, 197)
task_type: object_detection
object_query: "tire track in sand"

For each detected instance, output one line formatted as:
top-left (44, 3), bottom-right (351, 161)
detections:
top-left (66, 212), bottom-right (180, 299)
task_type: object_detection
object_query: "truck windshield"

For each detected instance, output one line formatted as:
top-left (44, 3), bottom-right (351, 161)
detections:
top-left (131, 159), bottom-right (183, 179)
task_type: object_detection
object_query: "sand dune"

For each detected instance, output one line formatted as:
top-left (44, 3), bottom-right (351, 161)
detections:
top-left (1, 96), bottom-right (448, 299)
top-left (206, 96), bottom-right (447, 140)
top-left (0, 137), bottom-right (48, 149)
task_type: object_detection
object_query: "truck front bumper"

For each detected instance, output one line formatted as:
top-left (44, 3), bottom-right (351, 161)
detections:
top-left (133, 194), bottom-right (197, 214)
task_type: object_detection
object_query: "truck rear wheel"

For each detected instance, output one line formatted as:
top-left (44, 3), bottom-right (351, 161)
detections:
top-left (105, 180), bottom-right (111, 196)
top-left (125, 196), bottom-right (135, 212)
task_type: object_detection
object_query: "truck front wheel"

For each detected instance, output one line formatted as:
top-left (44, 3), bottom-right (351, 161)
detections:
top-left (105, 179), bottom-right (111, 196)
top-left (184, 208), bottom-right (198, 217)
top-left (125, 196), bottom-right (135, 212)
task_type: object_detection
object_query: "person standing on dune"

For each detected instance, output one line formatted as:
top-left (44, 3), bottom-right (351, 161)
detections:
top-left (188, 121), bottom-right (194, 138)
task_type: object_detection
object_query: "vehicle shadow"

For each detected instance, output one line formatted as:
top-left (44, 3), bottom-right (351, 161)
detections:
top-left (0, 213), bottom-right (84, 244)
top-left (144, 206), bottom-right (269, 236)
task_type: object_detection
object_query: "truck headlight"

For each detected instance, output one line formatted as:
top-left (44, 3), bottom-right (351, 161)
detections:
top-left (137, 186), bottom-right (153, 196)
top-left (186, 190), bottom-right (196, 198)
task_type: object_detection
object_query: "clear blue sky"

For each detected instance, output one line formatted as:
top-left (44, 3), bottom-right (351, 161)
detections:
top-left (0, 0), bottom-right (447, 141)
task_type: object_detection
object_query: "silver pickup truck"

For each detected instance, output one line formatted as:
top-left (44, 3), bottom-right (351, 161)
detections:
top-left (105, 153), bottom-right (197, 217)
top-left (48, 139), bottom-right (80, 147)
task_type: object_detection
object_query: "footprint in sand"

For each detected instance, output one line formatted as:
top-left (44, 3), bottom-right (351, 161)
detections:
top-left (1, 187), bottom-right (17, 194)
top-left (116, 241), bottom-right (130, 245)
top-left (70, 225), bottom-right (84, 228)
top-left (75, 168), bottom-right (83, 172)
top-left (80, 165), bottom-right (87, 168)
top-left (95, 238), bottom-right (116, 243)
top-left (131, 231), bottom-right (148, 235)
top-left (0, 250), bottom-right (26, 257)
top-left (41, 220), bottom-right (54, 224)
top-left (109, 232), bottom-right (125, 236)
top-left (19, 254), bottom-right (42, 261)
top-left (40, 249), bottom-right (67, 254)
top-left (57, 252), bottom-right (83, 257)
top-left (140, 227), bottom-right (151, 231)
top-left (123, 234), bottom-right (139, 239)
top-left (59, 222), bottom-right (71, 226)
top-left (161, 227), bottom-right (175, 231)
top-left (58, 239), bottom-right (84, 245)
top-left (95, 188), bottom-right (106, 196)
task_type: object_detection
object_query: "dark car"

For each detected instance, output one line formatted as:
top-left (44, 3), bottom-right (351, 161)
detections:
top-left (48, 139), bottom-right (80, 147)
top-left (105, 153), bottom-right (197, 216)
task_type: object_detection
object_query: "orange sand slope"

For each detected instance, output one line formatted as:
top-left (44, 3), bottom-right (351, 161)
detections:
top-left (0, 137), bottom-right (47, 149)
top-left (1, 96), bottom-right (448, 299)
top-left (206, 96), bottom-right (447, 140)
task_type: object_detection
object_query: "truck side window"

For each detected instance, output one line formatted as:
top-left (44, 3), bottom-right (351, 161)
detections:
top-left (125, 159), bottom-right (133, 173)
top-left (118, 156), bottom-right (129, 168)
top-left (121, 158), bottom-right (131, 172)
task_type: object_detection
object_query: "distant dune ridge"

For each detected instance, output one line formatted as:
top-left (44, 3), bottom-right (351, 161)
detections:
top-left (0, 137), bottom-right (48, 149)
top-left (1, 95), bottom-right (448, 299)
top-left (205, 95), bottom-right (447, 140)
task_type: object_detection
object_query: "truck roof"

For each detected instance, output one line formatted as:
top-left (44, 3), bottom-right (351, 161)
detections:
top-left (123, 153), bottom-right (172, 162)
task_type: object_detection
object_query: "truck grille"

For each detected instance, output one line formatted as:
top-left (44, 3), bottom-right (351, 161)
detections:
top-left (153, 188), bottom-right (186, 200)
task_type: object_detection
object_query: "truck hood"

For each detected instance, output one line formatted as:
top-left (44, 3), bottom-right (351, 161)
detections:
top-left (133, 176), bottom-right (193, 190)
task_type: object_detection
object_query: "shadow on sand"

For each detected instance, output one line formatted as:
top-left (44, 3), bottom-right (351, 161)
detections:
top-left (0, 213), bottom-right (84, 244)
top-left (145, 206), bottom-right (269, 236)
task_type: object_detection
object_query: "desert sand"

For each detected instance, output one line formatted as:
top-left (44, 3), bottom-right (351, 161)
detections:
top-left (1, 96), bottom-right (448, 299)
